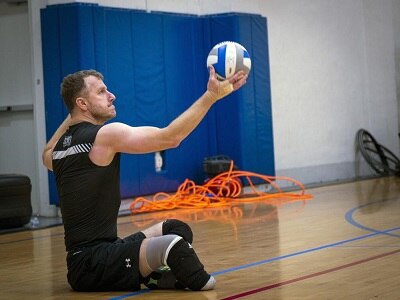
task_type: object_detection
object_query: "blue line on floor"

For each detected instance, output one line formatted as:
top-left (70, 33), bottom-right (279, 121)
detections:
top-left (211, 226), bottom-right (400, 276)
top-left (344, 200), bottom-right (400, 237)
top-left (108, 289), bottom-right (151, 299)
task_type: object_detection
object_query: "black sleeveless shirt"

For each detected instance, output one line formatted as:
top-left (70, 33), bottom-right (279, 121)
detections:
top-left (52, 122), bottom-right (121, 251)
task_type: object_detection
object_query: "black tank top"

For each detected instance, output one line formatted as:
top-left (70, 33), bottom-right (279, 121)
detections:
top-left (52, 122), bottom-right (121, 251)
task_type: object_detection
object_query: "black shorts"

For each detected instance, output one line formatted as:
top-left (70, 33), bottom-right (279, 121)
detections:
top-left (66, 232), bottom-right (146, 292)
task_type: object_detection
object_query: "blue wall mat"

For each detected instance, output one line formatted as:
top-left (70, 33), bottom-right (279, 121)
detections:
top-left (41, 3), bottom-right (274, 205)
top-left (100, 8), bottom-right (140, 197)
top-left (161, 13), bottom-right (211, 187)
top-left (129, 12), bottom-right (171, 196)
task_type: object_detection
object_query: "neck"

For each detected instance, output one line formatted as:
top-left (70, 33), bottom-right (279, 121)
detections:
top-left (69, 113), bottom-right (106, 126)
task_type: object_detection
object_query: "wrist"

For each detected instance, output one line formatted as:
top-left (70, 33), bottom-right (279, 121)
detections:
top-left (204, 90), bottom-right (218, 104)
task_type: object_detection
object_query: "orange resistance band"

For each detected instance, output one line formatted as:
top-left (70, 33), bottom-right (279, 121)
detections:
top-left (129, 161), bottom-right (313, 214)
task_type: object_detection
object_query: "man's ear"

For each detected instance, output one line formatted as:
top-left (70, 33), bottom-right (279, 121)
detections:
top-left (76, 97), bottom-right (88, 111)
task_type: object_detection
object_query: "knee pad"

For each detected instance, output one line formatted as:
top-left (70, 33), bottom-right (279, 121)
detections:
top-left (166, 239), bottom-right (214, 291)
top-left (162, 219), bottom-right (193, 244)
top-left (145, 234), bottom-right (182, 271)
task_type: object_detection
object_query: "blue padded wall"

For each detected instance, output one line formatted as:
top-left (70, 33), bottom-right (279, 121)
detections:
top-left (41, 3), bottom-right (274, 205)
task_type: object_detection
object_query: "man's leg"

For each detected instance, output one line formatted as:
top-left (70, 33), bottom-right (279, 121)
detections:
top-left (141, 219), bottom-right (193, 243)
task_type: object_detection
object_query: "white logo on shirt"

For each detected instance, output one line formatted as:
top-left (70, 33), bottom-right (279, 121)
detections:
top-left (63, 136), bottom-right (72, 148)
top-left (125, 258), bottom-right (131, 268)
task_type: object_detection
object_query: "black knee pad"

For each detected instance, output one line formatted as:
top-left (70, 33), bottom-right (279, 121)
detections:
top-left (166, 239), bottom-right (211, 291)
top-left (162, 219), bottom-right (193, 244)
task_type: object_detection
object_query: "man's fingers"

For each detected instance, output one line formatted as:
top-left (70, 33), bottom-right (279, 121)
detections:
top-left (232, 73), bottom-right (248, 90)
top-left (228, 71), bottom-right (245, 83)
top-left (208, 65), bottom-right (216, 79)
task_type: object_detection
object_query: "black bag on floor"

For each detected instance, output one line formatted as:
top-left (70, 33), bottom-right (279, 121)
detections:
top-left (0, 174), bottom-right (32, 229)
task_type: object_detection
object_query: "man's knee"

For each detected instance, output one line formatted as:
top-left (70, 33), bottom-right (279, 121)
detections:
top-left (162, 219), bottom-right (193, 244)
top-left (144, 235), bottom-right (183, 270)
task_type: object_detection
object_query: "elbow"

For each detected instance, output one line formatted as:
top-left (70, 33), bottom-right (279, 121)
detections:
top-left (167, 137), bottom-right (181, 149)
top-left (159, 128), bottom-right (184, 149)
top-left (41, 150), bottom-right (46, 165)
top-left (42, 149), bottom-right (53, 171)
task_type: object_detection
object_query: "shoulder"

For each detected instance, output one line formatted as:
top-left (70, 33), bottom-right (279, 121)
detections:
top-left (93, 122), bottom-right (136, 153)
top-left (96, 122), bottom-right (131, 140)
top-left (89, 122), bottom-right (126, 166)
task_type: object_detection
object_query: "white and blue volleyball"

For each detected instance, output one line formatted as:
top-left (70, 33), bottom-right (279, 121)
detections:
top-left (207, 41), bottom-right (251, 80)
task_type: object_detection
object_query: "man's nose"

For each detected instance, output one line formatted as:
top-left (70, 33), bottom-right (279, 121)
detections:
top-left (108, 91), bottom-right (116, 101)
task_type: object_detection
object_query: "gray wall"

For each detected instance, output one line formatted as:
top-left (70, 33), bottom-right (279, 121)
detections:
top-left (0, 3), bottom-right (40, 214)
top-left (394, 0), bottom-right (400, 136)
top-left (0, 0), bottom-right (399, 216)
top-left (265, 0), bottom-right (399, 184)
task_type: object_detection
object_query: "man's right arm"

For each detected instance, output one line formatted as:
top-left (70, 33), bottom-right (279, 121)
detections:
top-left (89, 67), bottom-right (247, 166)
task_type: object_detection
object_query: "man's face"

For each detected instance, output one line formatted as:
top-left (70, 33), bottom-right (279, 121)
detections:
top-left (83, 75), bottom-right (116, 123)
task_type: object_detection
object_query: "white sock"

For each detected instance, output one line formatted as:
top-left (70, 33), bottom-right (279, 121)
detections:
top-left (201, 275), bottom-right (216, 290)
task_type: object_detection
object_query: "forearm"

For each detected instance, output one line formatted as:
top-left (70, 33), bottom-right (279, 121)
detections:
top-left (42, 114), bottom-right (71, 170)
top-left (163, 67), bottom-right (245, 145)
top-left (165, 91), bottom-right (217, 144)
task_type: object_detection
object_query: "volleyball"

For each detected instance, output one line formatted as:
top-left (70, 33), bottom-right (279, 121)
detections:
top-left (206, 41), bottom-right (251, 80)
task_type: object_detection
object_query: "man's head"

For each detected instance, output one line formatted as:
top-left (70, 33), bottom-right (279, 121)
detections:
top-left (61, 70), bottom-right (103, 112)
top-left (61, 70), bottom-right (116, 123)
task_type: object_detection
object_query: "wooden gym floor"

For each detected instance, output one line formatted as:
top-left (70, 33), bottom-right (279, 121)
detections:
top-left (0, 176), bottom-right (399, 299)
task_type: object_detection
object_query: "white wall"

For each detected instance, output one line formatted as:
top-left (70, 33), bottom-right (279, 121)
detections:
top-left (0, 3), bottom-right (40, 215)
top-left (0, 1), bottom-right (55, 216)
top-left (394, 0), bottom-right (400, 135)
top-left (0, 7), bottom-right (32, 106)
top-left (264, 0), bottom-right (399, 183)
top-left (1, 0), bottom-right (398, 216)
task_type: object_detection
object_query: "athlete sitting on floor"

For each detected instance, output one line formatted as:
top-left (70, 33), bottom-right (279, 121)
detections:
top-left (42, 67), bottom-right (247, 291)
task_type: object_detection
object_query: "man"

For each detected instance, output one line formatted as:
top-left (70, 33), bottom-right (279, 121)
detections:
top-left (42, 66), bottom-right (247, 292)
